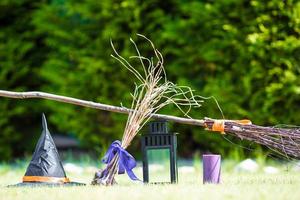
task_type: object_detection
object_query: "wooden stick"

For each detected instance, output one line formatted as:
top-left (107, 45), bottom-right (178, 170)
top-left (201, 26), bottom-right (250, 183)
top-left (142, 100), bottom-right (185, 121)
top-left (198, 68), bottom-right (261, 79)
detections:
top-left (0, 90), bottom-right (205, 126)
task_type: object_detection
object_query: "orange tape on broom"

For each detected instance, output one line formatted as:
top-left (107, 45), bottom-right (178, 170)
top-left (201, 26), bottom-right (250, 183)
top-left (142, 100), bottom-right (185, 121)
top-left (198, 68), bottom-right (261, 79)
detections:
top-left (210, 119), bottom-right (252, 133)
top-left (23, 176), bottom-right (70, 183)
top-left (212, 120), bottom-right (225, 132)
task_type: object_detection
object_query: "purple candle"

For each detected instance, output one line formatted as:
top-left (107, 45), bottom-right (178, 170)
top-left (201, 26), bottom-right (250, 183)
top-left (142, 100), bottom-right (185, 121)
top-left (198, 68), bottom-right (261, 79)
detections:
top-left (203, 154), bottom-right (221, 184)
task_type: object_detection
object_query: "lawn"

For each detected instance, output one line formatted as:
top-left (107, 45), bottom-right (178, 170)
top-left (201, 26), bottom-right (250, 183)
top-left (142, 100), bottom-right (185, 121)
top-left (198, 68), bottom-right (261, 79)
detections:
top-left (1, 160), bottom-right (300, 200)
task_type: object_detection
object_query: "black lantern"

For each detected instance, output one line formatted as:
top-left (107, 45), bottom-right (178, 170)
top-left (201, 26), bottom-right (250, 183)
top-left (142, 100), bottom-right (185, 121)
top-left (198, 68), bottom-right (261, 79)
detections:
top-left (141, 121), bottom-right (178, 184)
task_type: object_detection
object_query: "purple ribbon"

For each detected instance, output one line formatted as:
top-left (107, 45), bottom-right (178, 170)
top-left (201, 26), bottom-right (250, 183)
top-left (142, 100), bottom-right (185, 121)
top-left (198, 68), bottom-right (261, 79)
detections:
top-left (102, 140), bottom-right (140, 181)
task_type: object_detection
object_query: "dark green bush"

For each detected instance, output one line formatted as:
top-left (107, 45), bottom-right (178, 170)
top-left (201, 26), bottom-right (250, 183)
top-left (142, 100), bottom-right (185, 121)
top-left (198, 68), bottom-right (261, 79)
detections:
top-left (0, 0), bottom-right (299, 160)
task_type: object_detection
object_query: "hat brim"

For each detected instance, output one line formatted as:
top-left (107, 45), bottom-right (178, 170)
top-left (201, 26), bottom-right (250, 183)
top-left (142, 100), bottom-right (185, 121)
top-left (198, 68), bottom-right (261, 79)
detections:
top-left (7, 181), bottom-right (86, 187)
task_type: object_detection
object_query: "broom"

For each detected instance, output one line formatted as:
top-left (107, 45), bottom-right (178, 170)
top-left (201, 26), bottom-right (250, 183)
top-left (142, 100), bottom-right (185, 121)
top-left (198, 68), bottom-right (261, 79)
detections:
top-left (2, 89), bottom-right (298, 159)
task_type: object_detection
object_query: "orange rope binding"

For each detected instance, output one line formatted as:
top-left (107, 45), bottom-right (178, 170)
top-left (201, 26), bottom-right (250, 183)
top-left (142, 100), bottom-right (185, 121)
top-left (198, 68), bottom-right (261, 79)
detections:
top-left (212, 120), bottom-right (225, 132)
top-left (23, 176), bottom-right (70, 184)
top-left (210, 119), bottom-right (252, 134)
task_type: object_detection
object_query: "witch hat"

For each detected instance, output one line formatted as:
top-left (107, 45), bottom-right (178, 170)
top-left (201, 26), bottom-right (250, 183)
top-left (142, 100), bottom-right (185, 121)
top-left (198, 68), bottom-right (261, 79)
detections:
top-left (10, 114), bottom-right (85, 187)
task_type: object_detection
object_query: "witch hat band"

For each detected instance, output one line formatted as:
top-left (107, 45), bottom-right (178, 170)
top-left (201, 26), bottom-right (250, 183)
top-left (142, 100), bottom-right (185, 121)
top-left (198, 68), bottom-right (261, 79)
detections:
top-left (10, 114), bottom-right (85, 186)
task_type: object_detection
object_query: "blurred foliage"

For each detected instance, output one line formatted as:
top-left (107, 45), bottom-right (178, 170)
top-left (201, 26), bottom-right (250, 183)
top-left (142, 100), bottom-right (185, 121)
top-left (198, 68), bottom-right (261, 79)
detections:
top-left (0, 0), bottom-right (299, 160)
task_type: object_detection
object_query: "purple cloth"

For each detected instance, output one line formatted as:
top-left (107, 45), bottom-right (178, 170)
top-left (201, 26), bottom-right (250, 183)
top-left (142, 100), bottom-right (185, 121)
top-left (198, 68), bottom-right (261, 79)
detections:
top-left (102, 140), bottom-right (140, 181)
top-left (203, 154), bottom-right (221, 184)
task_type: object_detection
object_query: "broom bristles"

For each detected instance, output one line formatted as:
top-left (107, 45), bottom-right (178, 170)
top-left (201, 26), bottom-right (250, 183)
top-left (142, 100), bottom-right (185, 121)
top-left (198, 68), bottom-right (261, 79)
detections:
top-left (204, 118), bottom-right (300, 159)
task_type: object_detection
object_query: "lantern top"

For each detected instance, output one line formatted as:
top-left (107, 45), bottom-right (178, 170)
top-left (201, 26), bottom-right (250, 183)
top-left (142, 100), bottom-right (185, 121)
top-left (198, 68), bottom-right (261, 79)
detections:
top-left (149, 121), bottom-right (168, 134)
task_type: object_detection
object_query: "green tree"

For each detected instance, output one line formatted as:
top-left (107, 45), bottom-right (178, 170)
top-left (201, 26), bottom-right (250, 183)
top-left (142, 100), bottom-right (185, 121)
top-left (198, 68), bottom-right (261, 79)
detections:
top-left (0, 0), bottom-right (299, 160)
top-left (0, 0), bottom-right (49, 159)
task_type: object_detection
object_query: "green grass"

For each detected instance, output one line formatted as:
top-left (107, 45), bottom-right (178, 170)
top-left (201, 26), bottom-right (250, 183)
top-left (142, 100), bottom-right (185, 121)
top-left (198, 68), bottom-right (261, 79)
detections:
top-left (1, 161), bottom-right (300, 200)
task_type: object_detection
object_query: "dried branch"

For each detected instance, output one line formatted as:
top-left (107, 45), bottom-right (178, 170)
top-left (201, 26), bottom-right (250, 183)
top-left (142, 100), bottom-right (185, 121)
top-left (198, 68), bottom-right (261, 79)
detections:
top-left (0, 90), bottom-right (205, 126)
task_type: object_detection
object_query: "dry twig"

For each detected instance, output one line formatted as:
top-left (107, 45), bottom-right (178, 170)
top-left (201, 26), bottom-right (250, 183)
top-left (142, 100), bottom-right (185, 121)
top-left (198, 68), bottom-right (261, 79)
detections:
top-left (94, 34), bottom-right (207, 185)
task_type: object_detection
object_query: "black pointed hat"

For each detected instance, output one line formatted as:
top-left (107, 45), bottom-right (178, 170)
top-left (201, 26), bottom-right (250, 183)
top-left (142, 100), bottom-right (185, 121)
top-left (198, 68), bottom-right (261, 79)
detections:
top-left (10, 114), bottom-right (85, 187)
top-left (24, 114), bottom-right (67, 178)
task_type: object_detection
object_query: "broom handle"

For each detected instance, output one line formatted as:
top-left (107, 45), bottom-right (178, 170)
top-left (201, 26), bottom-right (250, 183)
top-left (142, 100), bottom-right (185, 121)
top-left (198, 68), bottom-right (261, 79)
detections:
top-left (0, 90), bottom-right (205, 127)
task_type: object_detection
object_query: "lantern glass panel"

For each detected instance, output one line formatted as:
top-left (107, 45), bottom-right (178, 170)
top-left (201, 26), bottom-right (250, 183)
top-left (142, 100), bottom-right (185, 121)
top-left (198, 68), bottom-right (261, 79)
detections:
top-left (147, 148), bottom-right (171, 183)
